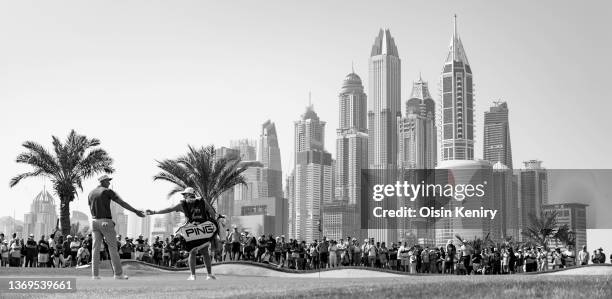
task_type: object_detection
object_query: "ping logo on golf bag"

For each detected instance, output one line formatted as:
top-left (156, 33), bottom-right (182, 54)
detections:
top-left (177, 221), bottom-right (217, 242)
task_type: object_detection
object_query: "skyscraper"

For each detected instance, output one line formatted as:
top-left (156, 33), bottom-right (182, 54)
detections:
top-left (285, 170), bottom-right (296, 238)
top-left (368, 29), bottom-right (401, 168)
top-left (230, 139), bottom-right (257, 161)
top-left (519, 160), bottom-right (548, 240)
top-left (329, 70), bottom-right (368, 240)
top-left (398, 76), bottom-right (437, 169)
top-left (291, 105), bottom-right (332, 242)
top-left (335, 70), bottom-right (368, 204)
top-left (492, 162), bottom-right (517, 240)
top-left (215, 147), bottom-right (240, 223)
top-left (259, 120), bottom-right (282, 172)
top-left (484, 101), bottom-right (513, 169)
top-left (258, 120), bottom-right (284, 199)
top-left (23, 189), bottom-right (58, 238)
top-left (441, 15), bottom-right (474, 161)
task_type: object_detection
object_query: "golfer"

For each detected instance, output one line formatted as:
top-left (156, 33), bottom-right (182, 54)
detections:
top-left (146, 187), bottom-right (218, 280)
top-left (89, 174), bottom-right (145, 279)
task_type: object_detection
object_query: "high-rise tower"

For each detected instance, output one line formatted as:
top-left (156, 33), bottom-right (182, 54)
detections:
top-left (368, 29), bottom-right (401, 168)
top-left (336, 69), bottom-right (368, 204)
top-left (519, 160), bottom-right (548, 241)
top-left (441, 15), bottom-right (474, 161)
top-left (328, 69), bottom-right (368, 240)
top-left (291, 105), bottom-right (332, 242)
top-left (484, 101), bottom-right (513, 169)
top-left (398, 75), bottom-right (437, 169)
top-left (259, 120), bottom-right (282, 172)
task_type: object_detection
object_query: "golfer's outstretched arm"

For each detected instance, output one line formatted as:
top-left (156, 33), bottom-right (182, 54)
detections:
top-left (111, 192), bottom-right (143, 216)
top-left (147, 203), bottom-right (183, 215)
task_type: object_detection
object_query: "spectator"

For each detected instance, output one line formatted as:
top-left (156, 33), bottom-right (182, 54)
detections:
top-left (62, 235), bottom-right (72, 267)
top-left (379, 242), bottom-right (389, 269)
top-left (37, 235), bottom-right (50, 268)
top-left (47, 234), bottom-right (56, 268)
top-left (1, 240), bottom-right (9, 267)
top-left (142, 239), bottom-right (151, 263)
top-left (578, 245), bottom-right (589, 266)
top-left (591, 250), bottom-right (599, 264)
top-left (84, 234), bottom-right (93, 260)
top-left (135, 235), bottom-right (145, 261)
top-left (352, 239), bottom-right (361, 267)
top-left (317, 237), bottom-right (329, 269)
top-left (170, 236), bottom-right (180, 266)
top-left (55, 236), bottom-right (64, 268)
top-left (421, 246), bottom-right (430, 273)
top-left (552, 248), bottom-right (563, 270)
top-left (598, 248), bottom-right (606, 263)
top-left (9, 237), bottom-right (22, 267)
top-left (445, 240), bottom-right (456, 274)
top-left (162, 238), bottom-right (171, 266)
top-left (329, 240), bottom-right (338, 268)
top-left (490, 247), bottom-right (501, 274)
top-left (69, 237), bottom-right (81, 266)
top-left (399, 242), bottom-right (409, 272)
top-left (120, 238), bottom-right (134, 260)
top-left (153, 236), bottom-right (163, 265)
top-left (438, 247), bottom-right (446, 273)
top-left (77, 244), bottom-right (90, 266)
top-left (24, 234), bottom-right (37, 267)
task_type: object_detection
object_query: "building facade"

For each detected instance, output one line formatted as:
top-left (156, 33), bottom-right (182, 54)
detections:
top-left (484, 101), bottom-right (513, 169)
top-left (434, 160), bottom-right (493, 248)
top-left (398, 76), bottom-right (437, 169)
top-left (215, 147), bottom-right (240, 223)
top-left (440, 16), bottom-right (475, 161)
top-left (291, 105), bottom-right (333, 242)
top-left (492, 162), bottom-right (518, 240)
top-left (331, 70), bottom-right (368, 240)
top-left (542, 203), bottom-right (588, 249)
top-left (230, 139), bottom-right (257, 161)
top-left (23, 190), bottom-right (58, 238)
top-left (368, 28), bottom-right (401, 169)
top-left (519, 160), bottom-right (548, 239)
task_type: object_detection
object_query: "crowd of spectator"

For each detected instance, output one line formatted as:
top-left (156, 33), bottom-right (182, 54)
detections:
top-left (217, 228), bottom-right (610, 274)
top-left (2, 231), bottom-right (610, 275)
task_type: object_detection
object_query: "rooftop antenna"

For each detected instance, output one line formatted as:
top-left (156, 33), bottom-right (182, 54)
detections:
top-left (351, 61), bottom-right (355, 73)
top-left (308, 91), bottom-right (312, 107)
top-left (454, 14), bottom-right (457, 38)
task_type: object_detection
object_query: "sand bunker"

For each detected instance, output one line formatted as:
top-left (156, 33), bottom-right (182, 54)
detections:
top-left (118, 260), bottom-right (612, 278)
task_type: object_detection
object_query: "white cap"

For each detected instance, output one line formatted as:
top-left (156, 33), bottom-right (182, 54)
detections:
top-left (180, 187), bottom-right (196, 196)
top-left (98, 174), bottom-right (113, 182)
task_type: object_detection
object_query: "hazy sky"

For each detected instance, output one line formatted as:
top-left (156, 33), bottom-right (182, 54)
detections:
top-left (1, 0), bottom-right (611, 221)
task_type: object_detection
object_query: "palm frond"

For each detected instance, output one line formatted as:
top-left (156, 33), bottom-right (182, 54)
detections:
top-left (75, 148), bottom-right (115, 180)
top-left (154, 144), bottom-right (248, 206)
top-left (9, 170), bottom-right (45, 188)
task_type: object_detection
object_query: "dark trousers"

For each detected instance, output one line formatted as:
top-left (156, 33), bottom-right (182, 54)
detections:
top-left (10, 257), bottom-right (20, 267)
top-left (25, 255), bottom-right (35, 267)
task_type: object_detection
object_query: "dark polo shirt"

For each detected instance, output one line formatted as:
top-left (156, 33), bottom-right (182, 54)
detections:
top-left (88, 186), bottom-right (117, 219)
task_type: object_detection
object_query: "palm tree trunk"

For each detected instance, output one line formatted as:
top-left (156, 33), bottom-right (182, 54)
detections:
top-left (60, 199), bottom-right (71, 236)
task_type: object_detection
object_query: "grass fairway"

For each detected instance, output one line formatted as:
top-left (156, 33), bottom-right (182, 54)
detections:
top-left (1, 267), bottom-right (611, 298)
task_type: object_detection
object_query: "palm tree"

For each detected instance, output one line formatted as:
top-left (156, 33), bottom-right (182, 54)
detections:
top-left (520, 210), bottom-right (558, 251)
top-left (455, 233), bottom-right (493, 252)
top-left (153, 145), bottom-right (248, 208)
top-left (10, 130), bottom-right (114, 236)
